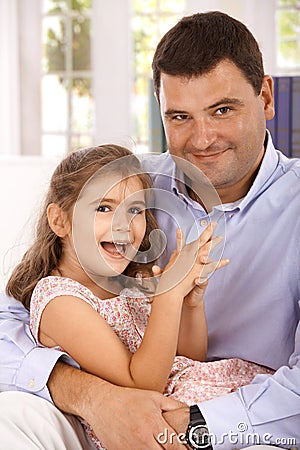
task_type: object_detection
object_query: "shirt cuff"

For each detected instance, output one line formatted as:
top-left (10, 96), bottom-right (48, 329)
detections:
top-left (198, 392), bottom-right (253, 450)
top-left (15, 346), bottom-right (79, 402)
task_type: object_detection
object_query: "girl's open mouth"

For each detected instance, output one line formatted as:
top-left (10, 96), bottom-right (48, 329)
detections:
top-left (100, 241), bottom-right (128, 258)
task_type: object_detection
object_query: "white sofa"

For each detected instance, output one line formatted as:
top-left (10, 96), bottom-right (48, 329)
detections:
top-left (0, 156), bottom-right (60, 290)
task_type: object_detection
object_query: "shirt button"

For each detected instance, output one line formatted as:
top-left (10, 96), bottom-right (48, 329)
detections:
top-left (200, 219), bottom-right (208, 227)
top-left (29, 379), bottom-right (35, 388)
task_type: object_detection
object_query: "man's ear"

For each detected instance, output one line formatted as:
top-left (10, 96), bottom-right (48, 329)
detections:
top-left (153, 90), bottom-right (160, 105)
top-left (260, 75), bottom-right (275, 121)
top-left (47, 203), bottom-right (70, 237)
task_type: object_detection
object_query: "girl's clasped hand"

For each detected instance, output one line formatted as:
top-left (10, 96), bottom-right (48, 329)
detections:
top-left (153, 222), bottom-right (230, 302)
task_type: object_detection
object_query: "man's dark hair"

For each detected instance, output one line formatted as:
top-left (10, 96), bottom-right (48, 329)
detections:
top-left (152, 11), bottom-right (264, 100)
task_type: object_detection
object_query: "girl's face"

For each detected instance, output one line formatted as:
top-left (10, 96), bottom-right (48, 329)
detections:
top-left (71, 173), bottom-right (147, 279)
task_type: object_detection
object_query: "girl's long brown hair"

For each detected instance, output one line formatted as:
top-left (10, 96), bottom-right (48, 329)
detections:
top-left (6, 145), bottom-right (159, 310)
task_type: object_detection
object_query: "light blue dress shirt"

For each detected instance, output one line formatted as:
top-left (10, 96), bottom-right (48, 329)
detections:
top-left (140, 134), bottom-right (300, 447)
top-left (0, 134), bottom-right (299, 447)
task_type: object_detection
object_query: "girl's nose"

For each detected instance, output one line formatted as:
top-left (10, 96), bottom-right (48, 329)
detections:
top-left (112, 208), bottom-right (131, 232)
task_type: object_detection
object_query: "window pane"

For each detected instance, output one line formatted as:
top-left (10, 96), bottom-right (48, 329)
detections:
top-left (133, 16), bottom-right (160, 53)
top-left (133, 0), bottom-right (158, 14)
top-left (160, 0), bottom-right (185, 13)
top-left (72, 0), bottom-right (91, 14)
top-left (277, 1), bottom-right (300, 68)
top-left (72, 82), bottom-right (94, 132)
top-left (278, 0), bottom-right (300, 7)
top-left (43, 0), bottom-right (68, 15)
top-left (43, 16), bottom-right (66, 72)
top-left (42, 0), bottom-right (93, 156)
top-left (158, 16), bottom-right (181, 36)
top-left (43, 0), bottom-right (91, 15)
top-left (71, 133), bottom-right (93, 150)
top-left (72, 17), bottom-right (91, 70)
top-left (42, 75), bottom-right (68, 132)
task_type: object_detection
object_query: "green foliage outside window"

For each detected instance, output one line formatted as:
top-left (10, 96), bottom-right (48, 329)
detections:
top-left (132, 0), bottom-right (185, 146)
top-left (44, 0), bottom-right (91, 96)
top-left (277, 0), bottom-right (300, 67)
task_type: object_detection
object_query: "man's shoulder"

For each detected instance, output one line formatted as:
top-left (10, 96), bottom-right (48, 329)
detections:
top-left (284, 155), bottom-right (300, 176)
top-left (0, 290), bottom-right (29, 320)
top-left (277, 153), bottom-right (300, 187)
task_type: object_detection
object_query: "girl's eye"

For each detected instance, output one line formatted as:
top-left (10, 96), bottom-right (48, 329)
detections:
top-left (128, 206), bottom-right (143, 215)
top-left (96, 205), bottom-right (110, 212)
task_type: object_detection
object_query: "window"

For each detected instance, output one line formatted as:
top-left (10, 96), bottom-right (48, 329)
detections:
top-left (42, 0), bottom-right (94, 156)
top-left (41, 0), bottom-right (186, 156)
top-left (131, 0), bottom-right (186, 152)
top-left (276, 0), bottom-right (300, 72)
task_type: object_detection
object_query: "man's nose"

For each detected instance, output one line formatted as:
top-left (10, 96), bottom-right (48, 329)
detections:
top-left (190, 118), bottom-right (217, 150)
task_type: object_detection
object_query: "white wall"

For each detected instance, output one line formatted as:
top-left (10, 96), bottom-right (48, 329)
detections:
top-left (0, 157), bottom-right (59, 290)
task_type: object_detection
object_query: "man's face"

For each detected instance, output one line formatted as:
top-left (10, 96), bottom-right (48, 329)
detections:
top-left (159, 60), bottom-right (274, 200)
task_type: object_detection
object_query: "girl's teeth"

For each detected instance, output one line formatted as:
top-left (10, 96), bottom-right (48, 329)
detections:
top-left (114, 243), bottom-right (126, 254)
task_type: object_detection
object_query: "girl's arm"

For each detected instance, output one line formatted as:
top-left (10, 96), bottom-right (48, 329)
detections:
top-left (177, 281), bottom-right (208, 361)
top-left (154, 227), bottom-right (229, 362)
top-left (158, 228), bottom-right (208, 361)
top-left (177, 248), bottom-right (230, 360)
top-left (155, 226), bottom-right (229, 362)
top-left (38, 287), bottom-right (183, 393)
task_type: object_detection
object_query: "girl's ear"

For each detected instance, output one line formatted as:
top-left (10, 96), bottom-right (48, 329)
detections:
top-left (47, 203), bottom-right (70, 237)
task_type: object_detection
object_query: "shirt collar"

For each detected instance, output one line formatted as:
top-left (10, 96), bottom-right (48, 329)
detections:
top-left (170, 162), bottom-right (203, 208)
top-left (169, 132), bottom-right (280, 212)
top-left (234, 132), bottom-right (279, 212)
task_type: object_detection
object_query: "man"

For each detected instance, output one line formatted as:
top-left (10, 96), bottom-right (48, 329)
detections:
top-left (0, 10), bottom-right (299, 450)
top-left (142, 10), bottom-right (300, 447)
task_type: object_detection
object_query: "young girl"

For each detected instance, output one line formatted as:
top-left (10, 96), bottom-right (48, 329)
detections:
top-left (6, 145), bottom-right (273, 450)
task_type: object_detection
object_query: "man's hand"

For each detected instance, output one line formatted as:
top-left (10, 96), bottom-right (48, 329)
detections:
top-left (49, 362), bottom-right (184, 449)
top-left (163, 406), bottom-right (190, 440)
top-left (89, 384), bottom-right (186, 450)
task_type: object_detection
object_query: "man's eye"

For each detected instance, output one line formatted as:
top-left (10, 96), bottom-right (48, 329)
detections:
top-left (96, 205), bottom-right (110, 212)
top-left (172, 114), bottom-right (189, 121)
top-left (215, 107), bottom-right (231, 115)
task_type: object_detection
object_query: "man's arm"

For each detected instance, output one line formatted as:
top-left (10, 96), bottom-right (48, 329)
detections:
top-left (0, 292), bottom-right (75, 400)
top-left (49, 362), bottom-right (184, 450)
